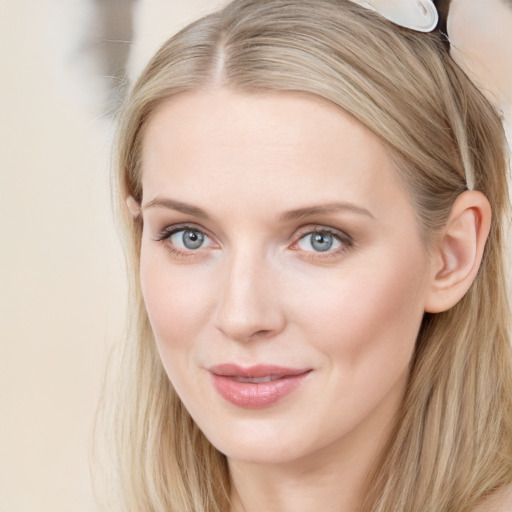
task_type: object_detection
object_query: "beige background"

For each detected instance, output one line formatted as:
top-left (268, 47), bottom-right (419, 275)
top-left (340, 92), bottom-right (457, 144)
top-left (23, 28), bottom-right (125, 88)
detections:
top-left (0, 1), bottom-right (509, 511)
top-left (0, 2), bottom-right (123, 511)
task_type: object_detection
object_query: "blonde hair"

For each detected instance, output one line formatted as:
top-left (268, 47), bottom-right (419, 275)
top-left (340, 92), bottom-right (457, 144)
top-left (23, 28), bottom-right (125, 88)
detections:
top-left (96, 1), bottom-right (512, 511)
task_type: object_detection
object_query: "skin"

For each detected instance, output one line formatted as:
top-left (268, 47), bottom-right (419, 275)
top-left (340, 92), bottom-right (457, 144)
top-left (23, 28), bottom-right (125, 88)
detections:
top-left (134, 89), bottom-right (489, 512)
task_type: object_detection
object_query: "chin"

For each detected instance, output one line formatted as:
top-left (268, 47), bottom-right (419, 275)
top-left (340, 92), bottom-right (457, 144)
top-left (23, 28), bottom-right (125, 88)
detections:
top-left (200, 420), bottom-right (310, 465)
top-left (219, 441), bottom-right (303, 466)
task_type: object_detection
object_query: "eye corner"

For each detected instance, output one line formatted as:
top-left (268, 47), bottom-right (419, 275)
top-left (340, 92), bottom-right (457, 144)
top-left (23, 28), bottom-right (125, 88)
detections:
top-left (288, 226), bottom-right (354, 260)
top-left (151, 224), bottom-right (220, 259)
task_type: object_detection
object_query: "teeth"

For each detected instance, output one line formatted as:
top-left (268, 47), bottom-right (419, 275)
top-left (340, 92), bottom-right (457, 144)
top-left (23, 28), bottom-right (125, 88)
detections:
top-left (232, 375), bottom-right (282, 383)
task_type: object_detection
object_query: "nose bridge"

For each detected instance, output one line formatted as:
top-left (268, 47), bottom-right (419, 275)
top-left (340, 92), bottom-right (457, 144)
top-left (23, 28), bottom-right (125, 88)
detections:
top-left (214, 243), bottom-right (284, 342)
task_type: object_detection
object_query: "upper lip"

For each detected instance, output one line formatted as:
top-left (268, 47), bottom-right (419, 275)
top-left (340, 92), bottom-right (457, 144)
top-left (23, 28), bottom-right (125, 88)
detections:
top-left (208, 364), bottom-right (312, 378)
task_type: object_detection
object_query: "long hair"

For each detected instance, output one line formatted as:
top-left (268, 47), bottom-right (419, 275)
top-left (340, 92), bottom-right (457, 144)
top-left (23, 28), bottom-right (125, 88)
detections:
top-left (96, 1), bottom-right (512, 510)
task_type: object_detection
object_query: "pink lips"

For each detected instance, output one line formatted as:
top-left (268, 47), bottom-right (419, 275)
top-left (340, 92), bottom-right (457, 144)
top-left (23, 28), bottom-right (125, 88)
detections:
top-left (209, 364), bottom-right (312, 409)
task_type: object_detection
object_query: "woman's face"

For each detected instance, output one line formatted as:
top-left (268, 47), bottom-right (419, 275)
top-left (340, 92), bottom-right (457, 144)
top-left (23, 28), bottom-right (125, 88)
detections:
top-left (138, 89), bottom-right (434, 465)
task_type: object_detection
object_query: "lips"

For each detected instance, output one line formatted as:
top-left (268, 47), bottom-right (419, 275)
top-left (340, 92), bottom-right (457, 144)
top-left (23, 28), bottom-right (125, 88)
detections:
top-left (208, 364), bottom-right (312, 409)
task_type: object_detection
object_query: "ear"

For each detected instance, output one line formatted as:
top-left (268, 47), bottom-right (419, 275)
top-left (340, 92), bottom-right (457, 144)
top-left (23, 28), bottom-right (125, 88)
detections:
top-left (126, 195), bottom-right (141, 219)
top-left (424, 191), bottom-right (491, 313)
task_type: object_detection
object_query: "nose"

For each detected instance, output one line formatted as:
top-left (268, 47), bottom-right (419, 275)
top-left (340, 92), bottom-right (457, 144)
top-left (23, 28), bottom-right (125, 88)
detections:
top-left (214, 250), bottom-right (286, 343)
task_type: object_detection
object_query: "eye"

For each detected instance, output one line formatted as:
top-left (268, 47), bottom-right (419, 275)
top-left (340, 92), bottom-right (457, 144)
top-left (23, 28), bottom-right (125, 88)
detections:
top-left (296, 230), bottom-right (344, 253)
top-left (169, 228), bottom-right (210, 250)
top-left (153, 225), bottom-right (215, 256)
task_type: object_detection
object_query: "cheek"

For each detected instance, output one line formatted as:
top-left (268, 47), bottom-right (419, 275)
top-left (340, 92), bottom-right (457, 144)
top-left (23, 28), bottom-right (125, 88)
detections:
top-left (139, 243), bottom-right (214, 356)
top-left (279, 248), bottom-right (429, 444)
top-left (289, 246), bottom-right (428, 369)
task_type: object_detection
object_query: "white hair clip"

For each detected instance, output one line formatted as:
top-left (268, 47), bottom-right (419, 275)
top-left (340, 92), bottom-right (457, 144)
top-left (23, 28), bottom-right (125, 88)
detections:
top-left (349, 0), bottom-right (439, 33)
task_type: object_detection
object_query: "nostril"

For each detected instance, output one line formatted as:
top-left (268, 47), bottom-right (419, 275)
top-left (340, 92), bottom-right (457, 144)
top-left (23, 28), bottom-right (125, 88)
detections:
top-left (215, 318), bottom-right (273, 343)
top-left (214, 300), bottom-right (286, 343)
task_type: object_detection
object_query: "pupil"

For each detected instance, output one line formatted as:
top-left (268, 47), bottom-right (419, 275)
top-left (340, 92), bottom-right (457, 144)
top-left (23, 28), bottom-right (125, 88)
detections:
top-left (312, 233), bottom-right (333, 252)
top-left (183, 230), bottom-right (204, 249)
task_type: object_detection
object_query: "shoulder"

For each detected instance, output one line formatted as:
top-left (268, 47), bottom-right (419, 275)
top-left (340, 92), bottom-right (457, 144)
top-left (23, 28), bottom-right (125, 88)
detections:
top-left (472, 484), bottom-right (512, 512)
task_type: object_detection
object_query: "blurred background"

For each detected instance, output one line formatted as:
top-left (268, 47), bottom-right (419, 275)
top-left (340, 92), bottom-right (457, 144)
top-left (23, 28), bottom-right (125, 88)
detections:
top-left (0, 1), bottom-right (509, 511)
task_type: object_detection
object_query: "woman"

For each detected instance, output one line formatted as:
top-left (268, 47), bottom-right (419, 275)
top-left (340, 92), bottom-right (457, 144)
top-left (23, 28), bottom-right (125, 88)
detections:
top-left (99, 0), bottom-right (512, 510)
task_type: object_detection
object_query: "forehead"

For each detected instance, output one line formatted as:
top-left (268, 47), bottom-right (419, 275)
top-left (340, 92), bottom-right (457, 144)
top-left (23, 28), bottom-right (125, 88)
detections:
top-left (140, 88), bottom-right (412, 219)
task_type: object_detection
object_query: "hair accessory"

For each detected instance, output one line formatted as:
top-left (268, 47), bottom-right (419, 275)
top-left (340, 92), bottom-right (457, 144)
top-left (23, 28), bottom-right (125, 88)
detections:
top-left (349, 0), bottom-right (439, 33)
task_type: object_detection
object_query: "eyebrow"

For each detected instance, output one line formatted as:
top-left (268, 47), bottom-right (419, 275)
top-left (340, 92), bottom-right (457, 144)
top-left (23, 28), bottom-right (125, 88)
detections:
top-left (142, 196), bottom-right (375, 221)
top-left (142, 197), bottom-right (210, 219)
top-left (278, 202), bottom-right (375, 222)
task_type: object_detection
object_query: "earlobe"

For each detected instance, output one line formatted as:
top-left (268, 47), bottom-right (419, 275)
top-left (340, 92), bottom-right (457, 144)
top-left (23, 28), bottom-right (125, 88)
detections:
top-left (126, 195), bottom-right (141, 219)
top-left (425, 191), bottom-right (491, 313)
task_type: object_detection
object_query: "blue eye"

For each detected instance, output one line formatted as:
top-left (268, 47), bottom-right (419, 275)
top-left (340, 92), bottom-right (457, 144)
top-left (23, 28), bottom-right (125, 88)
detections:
top-left (297, 231), bottom-right (342, 253)
top-left (170, 229), bottom-right (208, 250)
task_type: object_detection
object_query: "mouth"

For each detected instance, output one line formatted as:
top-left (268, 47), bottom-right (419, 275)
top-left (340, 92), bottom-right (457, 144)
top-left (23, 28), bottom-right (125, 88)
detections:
top-left (230, 375), bottom-right (283, 383)
top-left (208, 364), bottom-right (312, 409)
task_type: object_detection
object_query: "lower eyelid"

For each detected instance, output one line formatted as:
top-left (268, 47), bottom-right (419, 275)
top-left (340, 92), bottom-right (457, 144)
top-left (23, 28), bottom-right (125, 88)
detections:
top-left (156, 227), bottom-right (221, 257)
top-left (290, 229), bottom-right (354, 259)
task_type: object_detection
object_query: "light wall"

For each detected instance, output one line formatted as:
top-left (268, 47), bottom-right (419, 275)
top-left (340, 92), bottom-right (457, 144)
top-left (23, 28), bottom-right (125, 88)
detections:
top-left (0, 1), bottom-right (122, 511)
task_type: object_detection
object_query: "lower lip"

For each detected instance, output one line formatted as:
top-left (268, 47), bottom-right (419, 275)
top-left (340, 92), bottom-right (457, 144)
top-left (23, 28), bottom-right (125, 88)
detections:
top-left (210, 372), bottom-right (311, 409)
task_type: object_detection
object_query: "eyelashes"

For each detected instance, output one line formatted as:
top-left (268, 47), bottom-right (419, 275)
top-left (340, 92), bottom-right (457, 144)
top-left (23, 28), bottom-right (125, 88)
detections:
top-left (290, 227), bottom-right (354, 261)
top-left (152, 224), bottom-right (216, 259)
top-left (291, 228), bottom-right (351, 256)
top-left (153, 224), bottom-right (353, 261)
top-left (155, 226), bottom-right (214, 250)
